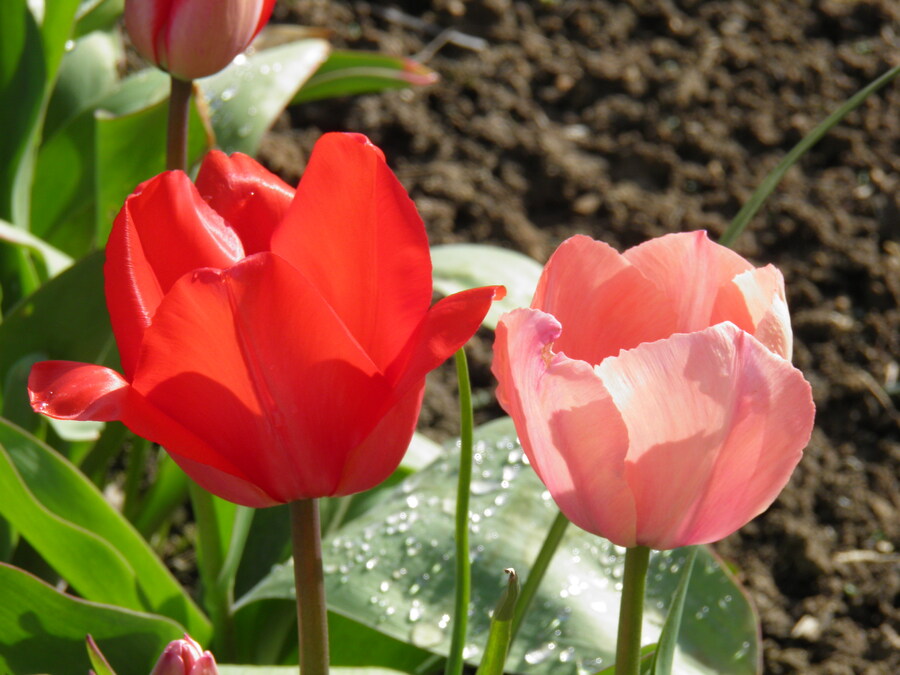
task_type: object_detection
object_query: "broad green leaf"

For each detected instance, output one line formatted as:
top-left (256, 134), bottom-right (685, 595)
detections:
top-left (291, 50), bottom-right (438, 104)
top-left (0, 252), bottom-right (112, 416)
top-left (44, 28), bottom-right (120, 136)
top-left (431, 244), bottom-right (543, 329)
top-left (95, 93), bottom-right (209, 244)
top-left (74, 0), bottom-right (124, 37)
top-left (0, 419), bottom-right (211, 641)
top-left (0, 218), bottom-right (73, 277)
top-left (199, 39), bottom-right (330, 155)
top-left (240, 418), bottom-right (759, 675)
top-left (0, 562), bottom-right (183, 675)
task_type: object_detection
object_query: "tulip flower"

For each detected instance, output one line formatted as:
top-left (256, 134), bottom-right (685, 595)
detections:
top-left (125, 0), bottom-right (277, 80)
top-left (29, 133), bottom-right (501, 507)
top-left (150, 635), bottom-right (218, 675)
top-left (492, 232), bottom-right (814, 550)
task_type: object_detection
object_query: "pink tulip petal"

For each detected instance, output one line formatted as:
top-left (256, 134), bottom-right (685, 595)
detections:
top-left (333, 384), bottom-right (425, 496)
top-left (271, 133), bottom-right (433, 370)
top-left (387, 285), bottom-right (504, 395)
top-left (195, 150), bottom-right (294, 255)
top-left (597, 323), bottom-right (814, 549)
top-left (532, 235), bottom-right (678, 364)
top-left (133, 252), bottom-right (394, 501)
top-left (623, 231), bottom-right (753, 334)
top-left (713, 265), bottom-right (792, 360)
top-left (493, 309), bottom-right (637, 546)
top-left (105, 171), bottom-right (245, 377)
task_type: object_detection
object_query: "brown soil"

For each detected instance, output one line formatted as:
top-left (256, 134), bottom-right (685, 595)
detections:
top-left (262, 1), bottom-right (900, 673)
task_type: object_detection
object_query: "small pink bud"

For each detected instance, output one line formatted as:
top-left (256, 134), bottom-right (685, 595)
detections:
top-left (149, 635), bottom-right (219, 675)
top-left (124, 0), bottom-right (277, 80)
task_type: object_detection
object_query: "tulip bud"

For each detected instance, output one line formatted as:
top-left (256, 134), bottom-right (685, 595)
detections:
top-left (149, 635), bottom-right (219, 675)
top-left (125, 0), bottom-right (277, 80)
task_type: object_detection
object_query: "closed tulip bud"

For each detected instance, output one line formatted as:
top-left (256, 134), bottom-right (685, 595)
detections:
top-left (150, 635), bottom-right (218, 675)
top-left (493, 232), bottom-right (815, 550)
top-left (125, 0), bottom-right (277, 80)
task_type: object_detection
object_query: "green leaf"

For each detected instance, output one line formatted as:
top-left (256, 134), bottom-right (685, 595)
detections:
top-left (74, 0), bottom-right (124, 37)
top-left (475, 569), bottom-right (518, 675)
top-left (0, 562), bottom-right (183, 675)
top-left (0, 418), bottom-right (211, 641)
top-left (44, 28), bottom-right (120, 137)
top-left (95, 91), bottom-right (209, 244)
top-left (431, 244), bottom-right (543, 329)
top-left (199, 39), bottom-right (330, 155)
top-left (86, 634), bottom-right (119, 675)
top-left (652, 547), bottom-right (699, 675)
top-left (219, 668), bottom-right (409, 675)
top-left (291, 50), bottom-right (438, 104)
top-left (0, 218), bottom-right (73, 277)
top-left (240, 418), bottom-right (759, 675)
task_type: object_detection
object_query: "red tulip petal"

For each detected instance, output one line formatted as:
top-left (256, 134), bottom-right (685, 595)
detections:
top-left (271, 133), bottom-right (433, 370)
top-left (713, 265), bottom-right (793, 360)
top-left (167, 452), bottom-right (278, 508)
top-left (28, 361), bottom-right (262, 494)
top-left (333, 383), bottom-right (425, 496)
top-left (106, 171), bottom-right (245, 377)
top-left (493, 309), bottom-right (637, 547)
top-left (195, 150), bottom-right (294, 255)
top-left (133, 252), bottom-right (394, 502)
top-left (624, 231), bottom-right (753, 334)
top-left (387, 285), bottom-right (504, 395)
top-left (532, 235), bottom-right (678, 365)
top-left (29, 361), bottom-right (131, 421)
top-left (597, 323), bottom-right (814, 549)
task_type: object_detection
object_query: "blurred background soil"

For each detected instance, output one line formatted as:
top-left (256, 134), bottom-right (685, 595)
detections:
top-left (259, 1), bottom-right (900, 672)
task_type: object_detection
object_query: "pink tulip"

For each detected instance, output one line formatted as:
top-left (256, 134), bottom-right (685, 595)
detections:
top-left (492, 232), bottom-right (815, 550)
top-left (125, 0), bottom-right (276, 80)
top-left (150, 635), bottom-right (218, 675)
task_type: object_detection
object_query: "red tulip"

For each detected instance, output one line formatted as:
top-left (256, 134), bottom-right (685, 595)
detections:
top-left (150, 635), bottom-right (218, 675)
top-left (492, 233), bottom-right (814, 550)
top-left (125, 0), bottom-right (277, 80)
top-left (29, 133), bottom-right (501, 507)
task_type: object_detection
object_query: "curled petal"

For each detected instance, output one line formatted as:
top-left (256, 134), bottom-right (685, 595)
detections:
top-left (105, 171), bottom-right (245, 377)
top-left (272, 133), bottom-right (433, 369)
top-left (597, 323), bottom-right (814, 549)
top-left (623, 231), bottom-right (753, 334)
top-left (532, 235), bottom-right (677, 364)
top-left (28, 362), bottom-right (130, 421)
top-left (388, 285), bottom-right (505, 395)
top-left (493, 309), bottom-right (637, 546)
top-left (195, 150), bottom-right (294, 255)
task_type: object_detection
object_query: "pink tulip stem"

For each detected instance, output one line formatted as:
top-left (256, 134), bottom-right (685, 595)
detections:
top-left (291, 498), bottom-right (329, 675)
top-left (445, 348), bottom-right (473, 675)
top-left (615, 546), bottom-right (651, 675)
top-left (510, 510), bottom-right (570, 644)
top-left (167, 77), bottom-right (193, 172)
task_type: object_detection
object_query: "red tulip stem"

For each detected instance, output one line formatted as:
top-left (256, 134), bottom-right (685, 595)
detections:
top-left (167, 76), bottom-right (193, 172)
top-left (291, 498), bottom-right (329, 675)
top-left (615, 546), bottom-right (651, 675)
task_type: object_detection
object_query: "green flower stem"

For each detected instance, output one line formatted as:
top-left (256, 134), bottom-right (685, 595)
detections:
top-left (720, 62), bottom-right (900, 247)
top-left (167, 76), bottom-right (193, 172)
top-left (445, 348), bottom-right (474, 675)
top-left (122, 436), bottom-right (149, 522)
top-left (189, 482), bottom-right (230, 652)
top-left (510, 510), bottom-right (569, 644)
top-left (615, 546), bottom-right (651, 675)
top-left (291, 498), bottom-right (329, 675)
